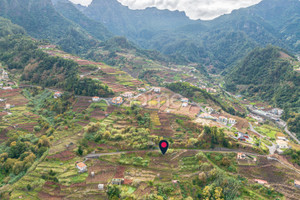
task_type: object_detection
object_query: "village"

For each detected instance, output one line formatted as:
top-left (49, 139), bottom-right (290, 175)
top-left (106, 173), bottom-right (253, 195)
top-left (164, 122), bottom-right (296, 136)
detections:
top-left (1, 48), bottom-right (300, 199)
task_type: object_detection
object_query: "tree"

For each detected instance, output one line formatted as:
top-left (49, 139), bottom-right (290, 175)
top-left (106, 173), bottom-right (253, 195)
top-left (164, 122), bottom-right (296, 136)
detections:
top-left (214, 187), bottom-right (224, 200)
top-left (77, 146), bottom-right (83, 156)
top-left (107, 185), bottom-right (121, 199)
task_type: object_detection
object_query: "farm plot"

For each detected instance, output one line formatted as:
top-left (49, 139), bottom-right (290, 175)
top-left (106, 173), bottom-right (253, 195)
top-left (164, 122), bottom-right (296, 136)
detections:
top-left (73, 97), bottom-right (91, 113)
top-left (238, 156), bottom-right (300, 192)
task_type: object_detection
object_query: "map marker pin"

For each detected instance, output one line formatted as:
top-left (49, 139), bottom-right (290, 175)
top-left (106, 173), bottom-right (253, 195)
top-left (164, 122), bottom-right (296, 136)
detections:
top-left (159, 140), bottom-right (169, 155)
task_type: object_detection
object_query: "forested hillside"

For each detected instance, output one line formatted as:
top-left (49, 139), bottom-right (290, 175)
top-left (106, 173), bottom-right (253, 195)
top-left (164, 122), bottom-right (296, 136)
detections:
top-left (0, 17), bottom-right (25, 37)
top-left (225, 46), bottom-right (300, 133)
top-left (0, 19), bottom-right (113, 97)
top-left (0, 0), bottom-right (109, 55)
top-left (51, 0), bottom-right (112, 41)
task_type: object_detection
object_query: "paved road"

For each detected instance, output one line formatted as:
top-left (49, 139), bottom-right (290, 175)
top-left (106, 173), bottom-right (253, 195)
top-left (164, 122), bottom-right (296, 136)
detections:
top-left (85, 148), bottom-right (263, 159)
top-left (249, 122), bottom-right (264, 138)
top-left (284, 126), bottom-right (300, 144)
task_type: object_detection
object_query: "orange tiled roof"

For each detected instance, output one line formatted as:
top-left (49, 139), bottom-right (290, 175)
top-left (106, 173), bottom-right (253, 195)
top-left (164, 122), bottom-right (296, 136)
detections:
top-left (77, 162), bottom-right (86, 168)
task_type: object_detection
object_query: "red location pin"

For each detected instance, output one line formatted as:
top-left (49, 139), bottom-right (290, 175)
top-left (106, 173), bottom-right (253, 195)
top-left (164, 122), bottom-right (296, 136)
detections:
top-left (159, 140), bottom-right (169, 155)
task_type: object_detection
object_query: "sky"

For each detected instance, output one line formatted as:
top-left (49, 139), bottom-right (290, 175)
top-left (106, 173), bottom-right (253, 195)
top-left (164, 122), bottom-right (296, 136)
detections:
top-left (69, 0), bottom-right (263, 20)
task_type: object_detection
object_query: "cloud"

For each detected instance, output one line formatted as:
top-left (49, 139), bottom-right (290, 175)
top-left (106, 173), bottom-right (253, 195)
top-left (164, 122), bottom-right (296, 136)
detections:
top-left (69, 0), bottom-right (93, 6)
top-left (69, 0), bottom-right (262, 20)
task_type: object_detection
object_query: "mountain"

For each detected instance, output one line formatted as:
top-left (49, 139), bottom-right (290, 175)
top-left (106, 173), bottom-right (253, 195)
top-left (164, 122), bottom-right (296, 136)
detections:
top-left (51, 0), bottom-right (112, 41)
top-left (226, 46), bottom-right (299, 107)
top-left (80, 0), bottom-right (195, 41)
top-left (0, 0), bottom-right (110, 55)
top-left (78, 0), bottom-right (300, 69)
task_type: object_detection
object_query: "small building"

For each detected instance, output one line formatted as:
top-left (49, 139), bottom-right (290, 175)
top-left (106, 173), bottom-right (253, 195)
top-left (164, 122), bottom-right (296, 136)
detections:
top-left (112, 96), bottom-right (123, 105)
top-left (199, 113), bottom-right (213, 119)
top-left (122, 92), bottom-right (134, 98)
top-left (138, 88), bottom-right (146, 92)
top-left (154, 87), bottom-right (161, 93)
top-left (277, 136), bottom-right (288, 141)
top-left (2, 86), bottom-right (12, 90)
top-left (276, 140), bottom-right (290, 149)
top-left (271, 108), bottom-right (283, 116)
top-left (294, 180), bottom-right (300, 189)
top-left (98, 184), bottom-right (104, 190)
top-left (181, 98), bottom-right (189, 103)
top-left (218, 116), bottom-right (228, 124)
top-left (237, 153), bottom-right (246, 160)
top-left (206, 88), bottom-right (217, 93)
top-left (228, 118), bottom-right (236, 124)
top-left (76, 162), bottom-right (87, 173)
top-left (205, 107), bottom-right (214, 114)
top-left (111, 178), bottom-right (124, 185)
top-left (182, 103), bottom-right (188, 107)
top-left (254, 179), bottom-right (268, 185)
top-left (54, 92), bottom-right (62, 98)
top-left (236, 132), bottom-right (249, 142)
top-left (2, 70), bottom-right (8, 79)
top-left (4, 104), bottom-right (10, 110)
top-left (92, 96), bottom-right (100, 102)
top-left (172, 180), bottom-right (179, 184)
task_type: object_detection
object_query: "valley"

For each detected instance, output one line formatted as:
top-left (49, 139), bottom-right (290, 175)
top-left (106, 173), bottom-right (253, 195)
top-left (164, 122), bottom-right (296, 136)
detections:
top-left (0, 0), bottom-right (300, 199)
top-left (1, 42), bottom-right (300, 199)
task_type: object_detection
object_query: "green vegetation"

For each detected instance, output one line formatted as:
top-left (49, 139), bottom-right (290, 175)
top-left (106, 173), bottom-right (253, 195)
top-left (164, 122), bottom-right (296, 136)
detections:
top-left (283, 149), bottom-right (300, 165)
top-left (226, 46), bottom-right (300, 134)
top-left (255, 125), bottom-right (280, 139)
top-left (0, 34), bottom-right (113, 97)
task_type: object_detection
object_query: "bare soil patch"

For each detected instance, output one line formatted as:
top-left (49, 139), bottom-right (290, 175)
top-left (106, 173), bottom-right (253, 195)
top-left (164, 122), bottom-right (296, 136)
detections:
top-left (47, 150), bottom-right (76, 161)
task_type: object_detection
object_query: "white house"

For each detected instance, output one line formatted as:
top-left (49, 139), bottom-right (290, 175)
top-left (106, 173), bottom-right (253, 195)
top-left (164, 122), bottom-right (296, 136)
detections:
top-left (277, 136), bottom-right (288, 141)
top-left (76, 162), bottom-right (87, 173)
top-left (4, 104), bottom-right (10, 110)
top-left (138, 88), bottom-right (146, 92)
top-left (218, 116), bottom-right (228, 124)
top-left (154, 87), bottom-right (161, 93)
top-left (2, 86), bottom-right (12, 90)
top-left (92, 96), bottom-right (100, 102)
top-left (98, 184), bottom-right (104, 190)
top-left (54, 92), bottom-right (62, 98)
top-left (199, 113), bottom-right (213, 119)
top-left (122, 92), bottom-right (134, 98)
top-left (182, 103), bottom-right (188, 107)
top-left (294, 180), bottom-right (300, 189)
top-left (228, 118), bottom-right (236, 124)
top-left (276, 140), bottom-right (290, 149)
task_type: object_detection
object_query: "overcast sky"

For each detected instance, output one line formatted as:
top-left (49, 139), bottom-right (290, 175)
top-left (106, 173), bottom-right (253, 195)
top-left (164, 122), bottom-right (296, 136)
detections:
top-left (69, 0), bottom-right (262, 20)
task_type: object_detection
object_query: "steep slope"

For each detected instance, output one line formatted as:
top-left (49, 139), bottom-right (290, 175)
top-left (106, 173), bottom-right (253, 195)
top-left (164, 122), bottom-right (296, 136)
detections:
top-left (79, 0), bottom-right (300, 69)
top-left (0, 18), bottom-right (113, 97)
top-left (0, 17), bottom-right (25, 37)
top-left (225, 46), bottom-right (300, 133)
top-left (0, 0), bottom-right (101, 55)
top-left (226, 46), bottom-right (299, 107)
top-left (80, 0), bottom-right (197, 42)
top-left (51, 0), bottom-right (112, 41)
